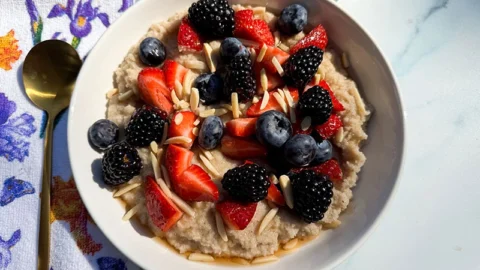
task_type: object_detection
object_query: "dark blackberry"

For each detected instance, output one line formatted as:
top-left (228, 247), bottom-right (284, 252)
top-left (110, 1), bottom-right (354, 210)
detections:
top-left (298, 85), bottom-right (332, 125)
top-left (283, 46), bottom-right (324, 90)
top-left (290, 170), bottom-right (333, 223)
top-left (188, 0), bottom-right (235, 39)
top-left (224, 55), bottom-right (256, 102)
top-left (102, 141), bottom-right (143, 186)
top-left (222, 164), bottom-right (269, 202)
top-left (126, 105), bottom-right (168, 147)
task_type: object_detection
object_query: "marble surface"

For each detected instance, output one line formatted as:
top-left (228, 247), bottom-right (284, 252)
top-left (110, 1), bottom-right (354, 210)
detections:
top-left (335, 0), bottom-right (480, 269)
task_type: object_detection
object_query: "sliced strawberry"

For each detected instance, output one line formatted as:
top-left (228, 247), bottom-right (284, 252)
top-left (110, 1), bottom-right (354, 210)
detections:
top-left (246, 89), bottom-right (299, 117)
top-left (178, 17), bottom-right (203, 53)
top-left (256, 46), bottom-right (290, 74)
top-left (244, 160), bottom-right (254, 165)
top-left (291, 159), bottom-right (343, 182)
top-left (173, 165), bottom-right (219, 202)
top-left (162, 60), bottom-right (188, 92)
top-left (216, 200), bottom-right (257, 230)
top-left (221, 135), bottom-right (267, 159)
top-left (137, 68), bottom-right (174, 114)
top-left (306, 80), bottom-right (344, 112)
top-left (168, 111), bottom-right (196, 148)
top-left (267, 180), bottom-right (285, 206)
top-left (292, 118), bottom-right (313, 135)
top-left (314, 114), bottom-right (343, 139)
top-left (225, 118), bottom-right (257, 137)
top-left (234, 10), bottom-right (274, 46)
top-left (165, 144), bottom-right (194, 182)
top-left (145, 176), bottom-right (183, 232)
top-left (290, 25), bottom-right (328, 54)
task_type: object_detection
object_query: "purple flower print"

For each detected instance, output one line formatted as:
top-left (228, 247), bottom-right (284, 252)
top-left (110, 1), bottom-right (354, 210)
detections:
top-left (25, 0), bottom-right (43, 45)
top-left (119, 0), bottom-right (134, 12)
top-left (0, 93), bottom-right (16, 126)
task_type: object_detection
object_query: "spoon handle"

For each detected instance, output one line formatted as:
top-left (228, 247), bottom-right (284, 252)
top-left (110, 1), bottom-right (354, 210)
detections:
top-left (38, 116), bottom-right (53, 270)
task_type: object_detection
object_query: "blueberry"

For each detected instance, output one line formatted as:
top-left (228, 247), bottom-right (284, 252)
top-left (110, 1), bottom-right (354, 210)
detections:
top-left (198, 116), bottom-right (224, 150)
top-left (220, 37), bottom-right (250, 63)
top-left (277, 4), bottom-right (308, 35)
top-left (88, 119), bottom-right (119, 150)
top-left (283, 134), bottom-right (317, 167)
top-left (139, 37), bottom-right (166, 66)
top-left (256, 110), bottom-right (292, 149)
top-left (311, 140), bottom-right (333, 165)
top-left (194, 73), bottom-right (223, 105)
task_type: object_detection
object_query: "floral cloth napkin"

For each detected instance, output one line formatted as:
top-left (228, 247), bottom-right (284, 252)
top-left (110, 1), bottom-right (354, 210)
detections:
top-left (0, 0), bottom-right (140, 269)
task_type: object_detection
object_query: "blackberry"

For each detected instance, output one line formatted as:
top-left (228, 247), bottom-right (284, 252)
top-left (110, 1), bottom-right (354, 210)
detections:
top-left (188, 0), bottom-right (235, 39)
top-left (298, 85), bottom-right (332, 125)
top-left (222, 164), bottom-right (269, 202)
top-left (102, 142), bottom-right (143, 186)
top-left (126, 105), bottom-right (168, 147)
top-left (290, 170), bottom-right (333, 223)
top-left (224, 56), bottom-right (256, 102)
top-left (283, 46), bottom-right (324, 90)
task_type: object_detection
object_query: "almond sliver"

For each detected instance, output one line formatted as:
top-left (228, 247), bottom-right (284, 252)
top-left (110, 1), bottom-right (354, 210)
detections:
top-left (257, 43), bottom-right (268, 62)
top-left (257, 207), bottom-right (279, 235)
top-left (301, 116), bottom-right (311, 131)
top-left (156, 177), bottom-right (172, 198)
top-left (160, 123), bottom-right (168, 145)
top-left (106, 88), bottom-right (119, 99)
top-left (174, 113), bottom-right (184, 125)
top-left (272, 92), bottom-right (288, 113)
top-left (171, 193), bottom-right (195, 217)
top-left (271, 57), bottom-right (284, 76)
top-left (185, 60), bottom-right (207, 70)
top-left (203, 43), bottom-right (216, 72)
top-left (283, 87), bottom-right (295, 107)
top-left (260, 68), bottom-right (268, 92)
top-left (113, 182), bottom-right (141, 198)
top-left (289, 107), bottom-right (297, 124)
top-left (122, 204), bottom-right (142, 221)
top-left (150, 141), bottom-right (159, 154)
top-left (161, 165), bottom-right (171, 189)
top-left (150, 152), bottom-right (161, 180)
top-left (260, 90), bottom-right (269, 110)
top-left (118, 90), bottom-right (134, 101)
top-left (199, 154), bottom-right (220, 177)
top-left (193, 118), bottom-right (201, 126)
top-left (215, 211), bottom-right (228, 242)
top-left (214, 108), bottom-right (229, 116)
top-left (182, 70), bottom-right (194, 97)
top-left (164, 136), bottom-right (193, 145)
top-left (175, 80), bottom-right (183, 99)
top-left (171, 90), bottom-right (180, 105)
top-left (199, 109), bottom-right (216, 118)
top-left (279, 175), bottom-right (294, 209)
top-left (251, 255), bottom-right (278, 264)
top-left (231, 92), bottom-right (240, 119)
top-left (188, 253), bottom-right (214, 262)
top-left (342, 52), bottom-right (350, 68)
top-left (252, 96), bottom-right (260, 104)
top-left (283, 238), bottom-right (298, 250)
top-left (190, 87), bottom-right (200, 112)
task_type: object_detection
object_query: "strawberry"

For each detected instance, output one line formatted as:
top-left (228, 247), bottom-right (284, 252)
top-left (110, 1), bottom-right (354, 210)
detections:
top-left (256, 46), bottom-right (290, 74)
top-left (233, 10), bottom-right (274, 46)
top-left (165, 144), bottom-right (194, 182)
top-left (267, 180), bottom-right (285, 206)
top-left (168, 111), bottom-right (196, 148)
top-left (137, 68), bottom-right (174, 114)
top-left (291, 159), bottom-right (343, 182)
top-left (145, 176), bottom-right (183, 232)
top-left (216, 200), bottom-right (258, 230)
top-left (221, 135), bottom-right (267, 159)
top-left (225, 118), bottom-right (257, 137)
top-left (314, 113), bottom-right (343, 139)
top-left (246, 88), bottom-right (299, 117)
top-left (178, 17), bottom-right (203, 53)
top-left (306, 80), bottom-right (344, 112)
top-left (173, 165), bottom-right (219, 202)
top-left (162, 60), bottom-right (189, 92)
top-left (290, 25), bottom-right (328, 54)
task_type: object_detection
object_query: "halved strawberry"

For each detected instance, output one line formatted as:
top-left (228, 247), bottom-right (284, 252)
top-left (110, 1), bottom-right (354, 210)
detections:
top-left (225, 118), bottom-right (257, 137)
top-left (290, 25), bottom-right (328, 54)
top-left (178, 17), bottom-right (203, 53)
top-left (306, 80), bottom-right (344, 112)
top-left (267, 181), bottom-right (285, 206)
top-left (145, 176), bottom-right (183, 232)
top-left (216, 200), bottom-right (258, 230)
top-left (256, 46), bottom-right (290, 74)
top-left (221, 135), bottom-right (267, 159)
top-left (137, 68), bottom-right (174, 114)
top-left (173, 165), bottom-right (219, 202)
top-left (233, 10), bottom-right (274, 46)
top-left (246, 88), bottom-right (299, 117)
top-left (165, 144), bottom-right (194, 181)
top-left (168, 111), bottom-right (196, 148)
top-left (314, 114), bottom-right (343, 139)
top-left (162, 60), bottom-right (188, 92)
top-left (291, 159), bottom-right (343, 182)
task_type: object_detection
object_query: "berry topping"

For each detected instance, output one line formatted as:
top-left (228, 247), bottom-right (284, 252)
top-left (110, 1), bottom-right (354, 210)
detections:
top-left (125, 105), bottom-right (168, 147)
top-left (290, 170), bottom-right (333, 223)
top-left (178, 17), bottom-right (203, 52)
top-left (255, 45), bottom-right (290, 74)
top-left (267, 180), bottom-right (286, 206)
top-left (139, 37), bottom-right (167, 67)
top-left (256, 110), bottom-right (292, 149)
top-left (311, 140), bottom-right (333, 165)
top-left (198, 116), bottom-right (224, 150)
top-left (221, 135), bottom-right (267, 159)
top-left (225, 117), bottom-right (257, 137)
top-left (168, 111), bottom-right (197, 149)
top-left (162, 60), bottom-right (189, 92)
top-left (188, 0), bottom-right (235, 39)
top-left (277, 4), bottom-right (308, 35)
top-left (309, 159), bottom-right (343, 182)
top-left (283, 46), bottom-right (324, 90)
top-left (290, 24), bottom-right (328, 54)
top-left (137, 68), bottom-right (174, 114)
top-left (145, 176), bottom-right (183, 232)
top-left (216, 200), bottom-right (257, 230)
top-left (306, 80), bottom-right (344, 112)
top-left (246, 88), bottom-right (299, 117)
top-left (102, 141), bottom-right (142, 186)
top-left (88, 119), bottom-right (119, 150)
top-left (224, 55), bottom-right (256, 102)
top-left (283, 134), bottom-right (317, 167)
top-left (165, 144), bottom-right (194, 182)
top-left (174, 164), bottom-right (219, 202)
top-left (193, 73), bottom-right (223, 105)
top-left (233, 9), bottom-right (274, 46)
top-left (298, 85), bottom-right (332, 125)
top-left (313, 113), bottom-right (343, 139)
top-left (220, 37), bottom-right (250, 63)
top-left (222, 163), bottom-right (269, 202)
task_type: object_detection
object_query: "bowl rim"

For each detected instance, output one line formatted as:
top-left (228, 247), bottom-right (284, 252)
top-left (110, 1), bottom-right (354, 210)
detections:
top-left (67, 0), bottom-right (406, 268)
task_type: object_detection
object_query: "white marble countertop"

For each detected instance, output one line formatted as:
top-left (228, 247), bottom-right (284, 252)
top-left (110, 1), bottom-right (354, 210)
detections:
top-left (335, 0), bottom-right (480, 268)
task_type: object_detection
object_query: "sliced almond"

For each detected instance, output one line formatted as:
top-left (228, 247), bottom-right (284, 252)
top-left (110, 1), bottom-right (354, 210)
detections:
top-left (160, 123), bottom-right (168, 145)
top-left (323, 219), bottom-right (342, 229)
top-left (256, 43), bottom-right (268, 62)
top-left (271, 57), bottom-right (284, 76)
top-left (182, 70), bottom-right (194, 97)
top-left (231, 92), bottom-right (240, 119)
top-left (118, 90), bottom-right (134, 101)
top-left (283, 87), bottom-right (295, 107)
top-left (150, 152), bottom-right (161, 180)
top-left (293, 31), bottom-right (305, 41)
top-left (272, 92), bottom-right (288, 113)
top-left (252, 6), bottom-right (266, 16)
top-left (283, 238), bottom-right (298, 250)
top-left (171, 193), bottom-right (195, 217)
top-left (289, 107), bottom-right (297, 124)
top-left (269, 174), bottom-right (279, 185)
top-left (171, 90), bottom-right (180, 105)
top-left (190, 87), bottom-right (200, 112)
top-left (192, 127), bottom-right (199, 136)
top-left (122, 203), bottom-right (142, 221)
top-left (215, 211), bottom-right (228, 242)
top-left (231, 258), bottom-right (250, 265)
top-left (222, 104), bottom-right (233, 111)
top-left (236, 38), bottom-right (260, 49)
top-left (175, 80), bottom-right (184, 99)
top-left (113, 182), bottom-right (141, 198)
top-left (184, 60), bottom-right (207, 70)
top-left (251, 255), bottom-right (278, 264)
top-left (156, 177), bottom-right (172, 198)
top-left (150, 141), bottom-right (159, 154)
top-left (335, 127), bottom-right (345, 143)
top-left (214, 108), bottom-right (229, 116)
top-left (277, 88), bottom-right (285, 100)
top-left (174, 113), bottom-right (184, 125)
top-left (199, 154), bottom-right (221, 177)
top-left (301, 116), bottom-right (311, 131)
top-left (199, 109), bottom-right (216, 118)
top-left (250, 48), bottom-right (257, 63)
top-left (314, 73), bottom-right (322, 85)
top-left (341, 52), bottom-right (350, 68)
top-left (278, 43), bottom-right (290, 52)
top-left (203, 43), bottom-right (216, 72)
top-left (201, 148), bottom-right (215, 160)
top-left (239, 103), bottom-right (247, 110)
top-left (174, 100), bottom-right (190, 110)
top-left (193, 118), bottom-right (201, 126)
top-left (257, 207), bottom-right (279, 235)
top-left (260, 68), bottom-right (268, 92)
top-left (252, 96), bottom-right (260, 104)
top-left (352, 88), bottom-right (367, 115)
top-left (160, 165), bottom-right (171, 189)
top-left (279, 175), bottom-right (294, 209)
top-left (188, 253), bottom-right (214, 262)
top-left (274, 31), bottom-right (281, 46)
top-left (156, 148), bottom-right (164, 166)
top-left (106, 88), bottom-right (119, 99)
top-left (164, 136), bottom-right (193, 145)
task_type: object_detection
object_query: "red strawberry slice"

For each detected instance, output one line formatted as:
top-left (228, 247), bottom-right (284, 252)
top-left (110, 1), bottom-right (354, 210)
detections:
top-left (221, 135), bottom-right (267, 159)
top-left (216, 200), bottom-right (258, 230)
top-left (168, 111), bottom-right (196, 149)
top-left (178, 17), bottom-right (203, 53)
top-left (314, 113), bottom-right (343, 139)
top-left (145, 176), bottom-right (183, 232)
top-left (173, 165), bottom-right (219, 202)
top-left (137, 68), bottom-right (174, 114)
top-left (246, 88), bottom-right (299, 117)
top-left (165, 144), bottom-right (194, 182)
top-left (291, 159), bottom-right (343, 182)
top-left (306, 80), bottom-right (344, 112)
top-left (256, 46), bottom-right (290, 74)
top-left (234, 10), bottom-right (274, 46)
top-left (162, 60), bottom-right (189, 92)
top-left (267, 180), bottom-right (285, 206)
top-left (225, 118), bottom-right (257, 137)
top-left (290, 25), bottom-right (328, 54)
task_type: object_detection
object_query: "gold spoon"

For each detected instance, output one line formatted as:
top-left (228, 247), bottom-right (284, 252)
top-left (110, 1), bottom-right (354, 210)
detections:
top-left (22, 40), bottom-right (82, 270)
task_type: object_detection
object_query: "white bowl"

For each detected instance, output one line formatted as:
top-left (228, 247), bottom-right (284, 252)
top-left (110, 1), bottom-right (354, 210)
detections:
top-left (68, 0), bottom-right (405, 269)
